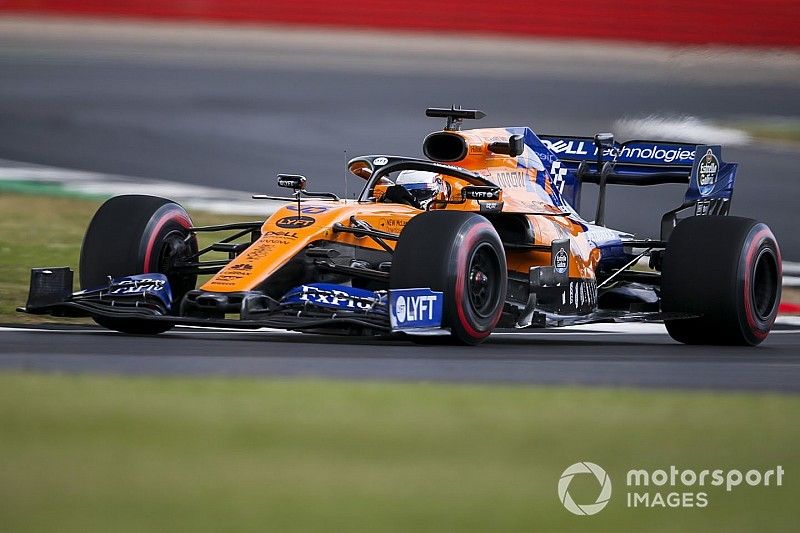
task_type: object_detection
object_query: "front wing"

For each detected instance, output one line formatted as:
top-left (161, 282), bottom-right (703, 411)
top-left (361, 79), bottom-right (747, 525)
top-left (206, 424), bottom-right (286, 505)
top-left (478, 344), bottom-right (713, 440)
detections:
top-left (19, 268), bottom-right (449, 336)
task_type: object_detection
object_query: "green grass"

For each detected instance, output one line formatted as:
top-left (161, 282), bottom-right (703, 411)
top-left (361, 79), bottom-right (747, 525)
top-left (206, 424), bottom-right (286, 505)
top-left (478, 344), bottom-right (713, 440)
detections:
top-left (0, 373), bottom-right (797, 532)
top-left (0, 192), bottom-right (242, 323)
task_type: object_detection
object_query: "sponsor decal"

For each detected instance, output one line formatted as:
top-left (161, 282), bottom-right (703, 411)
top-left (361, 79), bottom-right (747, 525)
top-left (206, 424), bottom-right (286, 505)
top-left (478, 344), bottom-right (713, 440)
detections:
top-left (276, 215), bottom-right (315, 229)
top-left (282, 284), bottom-right (381, 311)
top-left (218, 263), bottom-right (254, 280)
top-left (535, 148), bottom-right (557, 166)
top-left (697, 148), bottom-right (719, 187)
top-left (244, 240), bottom-right (277, 260)
top-left (389, 288), bottom-right (443, 330)
top-left (620, 144), bottom-right (695, 164)
top-left (462, 186), bottom-right (501, 200)
top-left (555, 248), bottom-right (569, 274)
top-left (384, 218), bottom-right (407, 229)
top-left (543, 139), bottom-right (590, 156)
top-left (263, 230), bottom-right (299, 239)
top-left (373, 157), bottom-right (389, 166)
top-left (277, 175), bottom-right (306, 189)
top-left (479, 201), bottom-right (503, 213)
top-left (542, 138), bottom-right (696, 165)
top-left (491, 171), bottom-right (526, 188)
top-left (109, 276), bottom-right (166, 295)
top-left (687, 145), bottom-right (730, 202)
top-left (287, 205), bottom-right (329, 214)
top-left (103, 273), bottom-right (172, 309)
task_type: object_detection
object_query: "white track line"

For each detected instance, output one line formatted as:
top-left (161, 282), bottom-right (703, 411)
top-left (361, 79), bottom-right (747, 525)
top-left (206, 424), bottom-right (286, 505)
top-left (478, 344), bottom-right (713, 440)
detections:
top-left (0, 159), bottom-right (282, 215)
top-left (783, 262), bottom-right (800, 287)
top-left (1, 320), bottom-right (796, 337)
top-left (0, 327), bottom-right (104, 333)
top-left (776, 316), bottom-right (800, 327)
top-left (0, 326), bottom-right (297, 335)
top-left (783, 261), bottom-right (800, 275)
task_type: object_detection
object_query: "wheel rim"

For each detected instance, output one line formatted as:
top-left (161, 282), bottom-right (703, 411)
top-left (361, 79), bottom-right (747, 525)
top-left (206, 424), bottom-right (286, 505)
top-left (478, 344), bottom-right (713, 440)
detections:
top-left (751, 247), bottom-right (779, 321)
top-left (157, 230), bottom-right (189, 270)
top-left (467, 243), bottom-right (501, 318)
top-left (156, 229), bottom-right (195, 292)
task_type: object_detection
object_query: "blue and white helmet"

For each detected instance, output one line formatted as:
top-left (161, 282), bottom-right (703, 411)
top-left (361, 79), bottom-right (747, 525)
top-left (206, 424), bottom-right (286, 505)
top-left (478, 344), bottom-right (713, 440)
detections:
top-left (395, 170), bottom-right (447, 209)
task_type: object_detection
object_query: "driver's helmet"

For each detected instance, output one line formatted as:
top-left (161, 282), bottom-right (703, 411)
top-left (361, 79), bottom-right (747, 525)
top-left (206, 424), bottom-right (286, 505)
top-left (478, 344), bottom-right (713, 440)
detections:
top-left (395, 170), bottom-right (447, 209)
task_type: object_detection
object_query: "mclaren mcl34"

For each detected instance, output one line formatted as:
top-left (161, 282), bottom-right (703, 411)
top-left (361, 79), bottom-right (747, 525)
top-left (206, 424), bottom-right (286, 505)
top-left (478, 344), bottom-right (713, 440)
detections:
top-left (22, 107), bottom-right (782, 345)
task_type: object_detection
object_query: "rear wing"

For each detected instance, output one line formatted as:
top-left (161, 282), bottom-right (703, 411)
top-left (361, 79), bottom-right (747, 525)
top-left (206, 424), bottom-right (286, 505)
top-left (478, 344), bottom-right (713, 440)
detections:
top-left (537, 135), bottom-right (738, 240)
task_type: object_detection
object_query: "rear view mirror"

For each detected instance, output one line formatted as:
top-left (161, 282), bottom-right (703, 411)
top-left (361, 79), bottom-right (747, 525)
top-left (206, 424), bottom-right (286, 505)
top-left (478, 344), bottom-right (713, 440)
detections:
top-left (347, 161), bottom-right (372, 179)
top-left (277, 174), bottom-right (307, 190)
top-left (488, 134), bottom-right (525, 157)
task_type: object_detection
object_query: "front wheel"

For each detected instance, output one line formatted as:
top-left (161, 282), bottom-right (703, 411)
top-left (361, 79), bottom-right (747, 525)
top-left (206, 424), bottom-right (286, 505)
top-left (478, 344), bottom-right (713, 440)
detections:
top-left (661, 216), bottom-right (781, 346)
top-left (390, 211), bottom-right (507, 345)
top-left (79, 195), bottom-right (198, 334)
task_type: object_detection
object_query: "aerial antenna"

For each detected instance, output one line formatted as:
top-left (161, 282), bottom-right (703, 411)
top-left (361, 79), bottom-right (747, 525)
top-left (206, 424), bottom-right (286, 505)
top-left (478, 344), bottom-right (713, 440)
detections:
top-left (343, 149), bottom-right (349, 200)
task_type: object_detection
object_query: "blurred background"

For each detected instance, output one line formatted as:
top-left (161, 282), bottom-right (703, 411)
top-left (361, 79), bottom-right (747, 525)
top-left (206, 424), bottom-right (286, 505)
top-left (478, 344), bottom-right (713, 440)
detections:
top-left (2, 1), bottom-right (798, 47)
top-left (0, 1), bottom-right (798, 258)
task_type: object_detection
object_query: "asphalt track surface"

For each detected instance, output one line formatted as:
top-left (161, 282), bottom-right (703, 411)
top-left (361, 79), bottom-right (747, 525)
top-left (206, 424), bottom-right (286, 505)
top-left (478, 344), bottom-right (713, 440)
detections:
top-left (1, 324), bottom-right (799, 391)
top-left (0, 19), bottom-right (799, 390)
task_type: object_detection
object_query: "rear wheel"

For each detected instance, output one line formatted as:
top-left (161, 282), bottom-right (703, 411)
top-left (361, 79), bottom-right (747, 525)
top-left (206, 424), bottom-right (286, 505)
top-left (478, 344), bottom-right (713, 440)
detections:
top-left (661, 216), bottom-right (781, 346)
top-left (79, 195), bottom-right (198, 334)
top-left (390, 211), bottom-right (507, 345)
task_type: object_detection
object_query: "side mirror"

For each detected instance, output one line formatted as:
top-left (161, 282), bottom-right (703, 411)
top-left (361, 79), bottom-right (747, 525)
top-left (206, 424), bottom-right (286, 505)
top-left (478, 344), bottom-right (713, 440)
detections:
top-left (277, 174), bottom-right (307, 191)
top-left (348, 161), bottom-right (372, 179)
top-left (488, 134), bottom-right (525, 157)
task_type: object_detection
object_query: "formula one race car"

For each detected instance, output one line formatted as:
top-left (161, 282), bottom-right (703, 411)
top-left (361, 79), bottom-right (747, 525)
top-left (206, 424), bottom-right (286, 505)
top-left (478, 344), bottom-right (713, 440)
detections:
top-left (21, 107), bottom-right (782, 345)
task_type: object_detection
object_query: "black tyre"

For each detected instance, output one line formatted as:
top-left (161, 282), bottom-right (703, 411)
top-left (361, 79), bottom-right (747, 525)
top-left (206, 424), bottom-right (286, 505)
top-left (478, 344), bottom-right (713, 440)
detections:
top-left (390, 211), bottom-right (507, 345)
top-left (661, 216), bottom-right (781, 346)
top-left (79, 195), bottom-right (198, 334)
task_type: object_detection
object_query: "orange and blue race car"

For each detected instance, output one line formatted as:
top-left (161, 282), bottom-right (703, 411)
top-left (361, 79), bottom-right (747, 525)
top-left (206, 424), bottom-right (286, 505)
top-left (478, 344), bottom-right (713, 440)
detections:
top-left (21, 107), bottom-right (782, 345)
